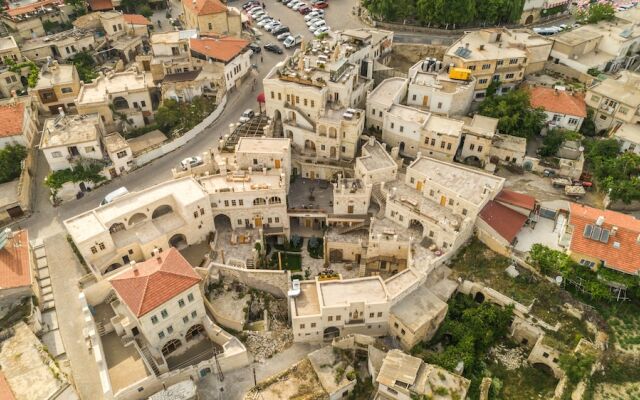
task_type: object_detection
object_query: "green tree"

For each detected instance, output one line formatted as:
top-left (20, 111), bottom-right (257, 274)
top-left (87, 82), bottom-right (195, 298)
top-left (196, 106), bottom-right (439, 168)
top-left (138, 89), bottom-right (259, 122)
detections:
top-left (0, 144), bottom-right (27, 184)
top-left (69, 52), bottom-right (98, 83)
top-left (579, 109), bottom-right (597, 137)
top-left (579, 3), bottom-right (615, 24)
top-left (477, 89), bottom-right (546, 138)
top-left (155, 99), bottom-right (182, 133)
top-left (538, 129), bottom-right (581, 158)
top-left (64, 0), bottom-right (87, 16)
top-left (138, 5), bottom-right (153, 19)
top-left (559, 353), bottom-right (595, 385)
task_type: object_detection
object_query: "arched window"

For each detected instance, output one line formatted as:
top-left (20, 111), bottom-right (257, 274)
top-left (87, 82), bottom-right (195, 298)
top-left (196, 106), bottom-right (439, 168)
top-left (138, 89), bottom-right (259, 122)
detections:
top-left (253, 198), bottom-right (266, 206)
top-left (268, 196), bottom-right (282, 204)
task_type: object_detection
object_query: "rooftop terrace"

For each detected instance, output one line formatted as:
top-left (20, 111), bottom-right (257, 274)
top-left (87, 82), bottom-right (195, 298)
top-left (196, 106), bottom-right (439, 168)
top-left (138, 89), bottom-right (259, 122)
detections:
top-left (319, 276), bottom-right (388, 307)
top-left (40, 113), bottom-right (102, 148)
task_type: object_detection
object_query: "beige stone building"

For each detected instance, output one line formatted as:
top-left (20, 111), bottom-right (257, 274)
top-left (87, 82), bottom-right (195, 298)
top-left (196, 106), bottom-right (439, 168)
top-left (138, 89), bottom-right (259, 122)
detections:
top-left (444, 28), bottom-right (552, 100)
top-left (149, 30), bottom-right (199, 81)
top-left (64, 177), bottom-right (214, 276)
top-left (76, 69), bottom-right (156, 129)
top-left (0, 36), bottom-right (22, 67)
top-left (233, 137), bottom-right (292, 185)
top-left (31, 61), bottom-right (81, 114)
top-left (488, 133), bottom-right (527, 166)
top-left (585, 71), bottom-right (640, 131)
top-left (0, 96), bottom-right (39, 149)
top-left (354, 137), bottom-right (398, 186)
top-left (20, 29), bottom-right (99, 62)
top-left (1, 0), bottom-right (72, 42)
top-left (181, 0), bottom-right (242, 37)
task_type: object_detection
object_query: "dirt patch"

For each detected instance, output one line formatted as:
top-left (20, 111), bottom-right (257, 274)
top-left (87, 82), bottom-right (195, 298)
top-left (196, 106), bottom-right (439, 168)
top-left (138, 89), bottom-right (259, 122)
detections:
top-left (593, 382), bottom-right (640, 400)
top-left (247, 359), bottom-right (326, 400)
top-left (387, 43), bottom-right (446, 72)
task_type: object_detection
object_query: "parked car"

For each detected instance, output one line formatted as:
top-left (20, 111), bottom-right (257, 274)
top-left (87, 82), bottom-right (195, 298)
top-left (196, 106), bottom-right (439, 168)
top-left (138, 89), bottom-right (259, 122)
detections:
top-left (284, 34), bottom-right (303, 48)
top-left (273, 26), bottom-right (290, 35)
top-left (255, 14), bottom-right (270, 22)
top-left (180, 156), bottom-right (204, 170)
top-left (265, 20), bottom-right (280, 31)
top-left (313, 1), bottom-right (328, 8)
top-left (243, 1), bottom-right (259, 9)
top-left (292, 2), bottom-right (306, 11)
top-left (277, 31), bottom-right (291, 41)
top-left (266, 22), bottom-right (282, 32)
top-left (314, 26), bottom-right (329, 36)
top-left (264, 43), bottom-right (283, 54)
top-left (239, 109), bottom-right (255, 123)
top-left (249, 8), bottom-right (264, 17)
top-left (307, 17), bottom-right (323, 26)
top-left (304, 11), bottom-right (321, 20)
top-left (257, 17), bottom-right (273, 27)
top-left (287, 0), bottom-right (300, 8)
top-left (248, 6), bottom-right (263, 14)
top-left (309, 20), bottom-right (326, 31)
top-left (249, 43), bottom-right (261, 53)
top-left (101, 187), bottom-right (129, 205)
top-left (299, 6), bottom-right (311, 14)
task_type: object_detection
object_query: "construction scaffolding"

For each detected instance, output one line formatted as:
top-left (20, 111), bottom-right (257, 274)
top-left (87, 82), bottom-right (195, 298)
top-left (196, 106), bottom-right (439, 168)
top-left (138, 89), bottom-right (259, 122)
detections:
top-left (222, 114), bottom-right (271, 152)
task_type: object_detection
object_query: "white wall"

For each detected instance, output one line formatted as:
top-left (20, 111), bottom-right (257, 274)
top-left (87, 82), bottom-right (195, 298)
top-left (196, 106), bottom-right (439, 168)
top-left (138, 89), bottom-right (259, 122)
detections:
top-left (224, 51), bottom-right (251, 91)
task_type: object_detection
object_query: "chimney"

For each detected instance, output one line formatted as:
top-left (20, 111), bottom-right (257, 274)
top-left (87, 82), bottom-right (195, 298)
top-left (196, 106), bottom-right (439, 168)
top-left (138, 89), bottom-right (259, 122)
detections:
top-left (130, 261), bottom-right (138, 276)
top-left (465, 42), bottom-right (469, 49)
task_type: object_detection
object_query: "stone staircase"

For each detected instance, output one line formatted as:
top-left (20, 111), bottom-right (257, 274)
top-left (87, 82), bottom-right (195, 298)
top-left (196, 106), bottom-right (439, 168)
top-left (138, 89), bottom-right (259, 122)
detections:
top-left (337, 218), bottom-right (370, 235)
top-left (104, 291), bottom-right (117, 304)
top-left (371, 184), bottom-right (386, 218)
top-left (139, 345), bottom-right (161, 376)
top-left (95, 322), bottom-right (106, 336)
top-left (246, 258), bottom-right (254, 269)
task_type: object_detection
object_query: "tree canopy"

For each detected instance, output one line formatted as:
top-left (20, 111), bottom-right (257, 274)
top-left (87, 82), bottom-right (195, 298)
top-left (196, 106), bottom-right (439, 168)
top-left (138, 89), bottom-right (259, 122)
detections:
top-left (477, 89), bottom-right (546, 139)
top-left (0, 144), bottom-right (27, 184)
top-left (578, 3), bottom-right (615, 24)
top-left (69, 52), bottom-right (98, 83)
top-left (585, 139), bottom-right (640, 204)
top-left (364, 0), bottom-right (525, 26)
top-left (64, 0), bottom-right (87, 16)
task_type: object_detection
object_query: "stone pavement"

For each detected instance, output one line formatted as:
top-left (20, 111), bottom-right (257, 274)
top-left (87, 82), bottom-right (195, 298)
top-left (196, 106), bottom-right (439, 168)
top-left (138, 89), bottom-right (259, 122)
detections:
top-left (46, 234), bottom-right (104, 400)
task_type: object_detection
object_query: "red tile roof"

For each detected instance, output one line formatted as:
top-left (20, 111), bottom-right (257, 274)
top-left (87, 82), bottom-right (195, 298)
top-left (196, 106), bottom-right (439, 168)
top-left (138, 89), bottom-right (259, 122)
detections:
top-left (0, 103), bottom-right (25, 139)
top-left (109, 248), bottom-right (201, 317)
top-left (87, 0), bottom-right (113, 11)
top-left (529, 86), bottom-right (587, 118)
top-left (189, 37), bottom-right (250, 63)
top-left (123, 14), bottom-right (152, 26)
top-left (183, 0), bottom-right (227, 15)
top-left (0, 230), bottom-right (32, 290)
top-left (479, 200), bottom-right (528, 244)
top-left (495, 189), bottom-right (536, 211)
top-left (568, 203), bottom-right (640, 274)
top-left (0, 372), bottom-right (16, 400)
top-left (7, 0), bottom-right (63, 17)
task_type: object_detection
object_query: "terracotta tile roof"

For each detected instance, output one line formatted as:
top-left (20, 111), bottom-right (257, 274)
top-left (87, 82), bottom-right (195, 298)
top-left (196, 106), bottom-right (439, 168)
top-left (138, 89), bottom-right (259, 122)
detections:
top-left (183, 0), bottom-right (227, 16)
top-left (0, 230), bottom-right (32, 290)
top-left (479, 200), bottom-right (528, 244)
top-left (109, 248), bottom-right (201, 317)
top-left (495, 189), bottom-right (536, 211)
top-left (568, 203), bottom-right (640, 274)
top-left (189, 37), bottom-right (250, 63)
top-left (0, 103), bottom-right (25, 139)
top-left (7, 0), bottom-right (63, 17)
top-left (529, 86), bottom-right (587, 118)
top-left (123, 14), bottom-right (152, 26)
top-left (0, 372), bottom-right (16, 400)
top-left (87, 0), bottom-right (113, 11)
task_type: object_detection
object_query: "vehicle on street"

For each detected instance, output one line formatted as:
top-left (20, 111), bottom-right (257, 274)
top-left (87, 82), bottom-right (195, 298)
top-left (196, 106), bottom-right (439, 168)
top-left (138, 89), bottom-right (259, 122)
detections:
top-left (277, 31), bottom-right (291, 41)
top-left (287, 0), bottom-right (300, 8)
top-left (264, 43), bottom-right (283, 54)
top-left (309, 19), bottom-right (326, 31)
top-left (101, 187), bottom-right (129, 206)
top-left (180, 156), bottom-right (204, 170)
top-left (273, 26), bottom-right (290, 35)
top-left (249, 43), bottom-right (261, 53)
top-left (314, 26), bottom-right (329, 36)
top-left (239, 109), bottom-right (255, 123)
top-left (266, 22), bottom-right (282, 32)
top-left (313, 1), bottom-right (328, 8)
top-left (284, 34), bottom-right (303, 48)
top-left (292, 2), bottom-right (306, 10)
top-left (305, 11), bottom-right (321, 20)
top-left (257, 17), bottom-right (273, 27)
top-left (299, 6), bottom-right (311, 14)
top-left (307, 17), bottom-right (323, 26)
top-left (255, 13), bottom-right (270, 22)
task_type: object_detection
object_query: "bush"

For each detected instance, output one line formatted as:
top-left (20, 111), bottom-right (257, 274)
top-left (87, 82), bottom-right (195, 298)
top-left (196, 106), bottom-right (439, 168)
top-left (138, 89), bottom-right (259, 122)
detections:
top-left (0, 144), bottom-right (27, 184)
top-left (307, 236), bottom-right (323, 259)
top-left (559, 353), bottom-right (595, 385)
top-left (69, 52), bottom-right (98, 83)
top-left (155, 97), bottom-right (217, 136)
top-left (478, 89), bottom-right (546, 139)
top-left (290, 235), bottom-right (303, 250)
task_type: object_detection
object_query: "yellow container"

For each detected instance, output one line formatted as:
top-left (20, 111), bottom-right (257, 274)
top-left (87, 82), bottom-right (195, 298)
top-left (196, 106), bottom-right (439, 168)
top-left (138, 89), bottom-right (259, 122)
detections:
top-left (449, 68), bottom-right (472, 81)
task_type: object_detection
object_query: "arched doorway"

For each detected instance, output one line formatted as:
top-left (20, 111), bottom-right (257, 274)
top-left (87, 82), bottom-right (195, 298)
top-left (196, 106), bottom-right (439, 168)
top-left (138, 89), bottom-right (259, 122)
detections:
top-left (109, 222), bottom-right (126, 233)
top-left (105, 263), bottom-right (122, 273)
top-left (112, 96), bottom-right (129, 110)
top-left (128, 212), bottom-right (146, 225)
top-left (273, 110), bottom-right (283, 137)
top-left (169, 233), bottom-right (187, 249)
top-left (474, 292), bottom-right (485, 303)
top-left (329, 249), bottom-right (343, 262)
top-left (408, 220), bottom-right (424, 238)
top-left (525, 15), bottom-right (534, 25)
top-left (399, 142), bottom-right (405, 153)
top-left (214, 214), bottom-right (232, 231)
top-left (323, 326), bottom-right (340, 340)
top-left (161, 339), bottom-right (182, 356)
top-left (268, 196), bottom-right (282, 204)
top-left (304, 140), bottom-right (316, 155)
top-left (532, 362), bottom-right (555, 377)
top-left (464, 155), bottom-right (482, 167)
top-left (185, 324), bottom-right (205, 342)
top-left (152, 205), bottom-right (173, 219)
top-left (253, 198), bottom-right (267, 206)
top-left (330, 147), bottom-right (337, 158)
top-left (20, 76), bottom-right (28, 88)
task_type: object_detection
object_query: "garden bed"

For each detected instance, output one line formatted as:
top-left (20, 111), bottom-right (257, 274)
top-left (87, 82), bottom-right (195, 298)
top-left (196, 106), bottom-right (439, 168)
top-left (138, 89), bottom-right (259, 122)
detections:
top-left (269, 252), bottom-right (302, 271)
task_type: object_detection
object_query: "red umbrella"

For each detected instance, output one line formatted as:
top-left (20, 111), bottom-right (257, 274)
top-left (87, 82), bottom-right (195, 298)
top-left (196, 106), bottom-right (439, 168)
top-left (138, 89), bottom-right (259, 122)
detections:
top-left (257, 92), bottom-right (265, 103)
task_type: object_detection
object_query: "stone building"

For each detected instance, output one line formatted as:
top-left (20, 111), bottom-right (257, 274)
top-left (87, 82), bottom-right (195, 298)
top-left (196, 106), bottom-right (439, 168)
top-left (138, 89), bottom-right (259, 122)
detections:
top-left (0, 96), bottom-right (39, 149)
top-left (1, 0), bottom-right (72, 42)
top-left (585, 71), bottom-right (640, 131)
top-left (31, 61), bottom-right (81, 114)
top-left (181, 0), bottom-right (242, 37)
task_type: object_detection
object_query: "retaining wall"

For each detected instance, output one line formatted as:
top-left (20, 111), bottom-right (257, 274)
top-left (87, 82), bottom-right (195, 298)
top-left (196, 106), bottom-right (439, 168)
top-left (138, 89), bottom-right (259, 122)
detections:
top-left (208, 262), bottom-right (290, 298)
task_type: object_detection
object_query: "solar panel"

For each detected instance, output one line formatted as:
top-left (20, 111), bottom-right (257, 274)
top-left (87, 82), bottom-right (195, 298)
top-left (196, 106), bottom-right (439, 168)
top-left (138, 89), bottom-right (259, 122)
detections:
top-left (600, 229), bottom-right (610, 243)
top-left (454, 47), bottom-right (472, 59)
top-left (583, 224), bottom-right (593, 238)
top-left (591, 225), bottom-right (602, 241)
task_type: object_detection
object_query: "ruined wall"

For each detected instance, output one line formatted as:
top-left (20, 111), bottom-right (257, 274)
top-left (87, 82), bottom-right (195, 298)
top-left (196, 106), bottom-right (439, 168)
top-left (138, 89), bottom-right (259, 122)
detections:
top-left (208, 262), bottom-right (290, 298)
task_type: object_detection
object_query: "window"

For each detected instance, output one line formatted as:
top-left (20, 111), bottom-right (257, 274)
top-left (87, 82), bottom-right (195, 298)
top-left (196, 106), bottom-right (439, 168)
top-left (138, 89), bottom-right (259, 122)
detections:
top-left (188, 293), bottom-right (194, 302)
top-left (117, 150), bottom-right (127, 159)
top-left (191, 311), bottom-right (197, 318)
top-left (275, 217), bottom-right (280, 223)
top-left (399, 126), bottom-right (404, 133)
top-left (440, 141), bottom-right (446, 149)
top-left (178, 299), bottom-right (185, 308)
top-left (470, 143), bottom-right (475, 150)
top-left (151, 315), bottom-right (158, 324)
top-left (462, 208), bottom-right (468, 216)
top-left (401, 329), bottom-right (406, 335)
top-left (429, 231), bottom-right (434, 237)
top-left (429, 190), bottom-right (435, 196)
top-left (410, 177), bottom-right (415, 184)
top-left (447, 143), bottom-right (452, 150)
top-left (568, 118), bottom-right (579, 125)
top-left (448, 198), bottom-right (454, 206)
top-left (239, 199), bottom-right (244, 206)
top-left (505, 73), bottom-right (514, 79)
top-left (4, 77), bottom-right (10, 84)
top-left (328, 316), bottom-right (333, 321)
top-left (167, 325), bottom-right (173, 334)
top-left (208, 23), bottom-right (213, 30)
top-left (390, 122), bottom-right (394, 129)
top-left (311, 100), bottom-right (314, 107)
top-left (377, 312), bottom-right (382, 317)
top-left (412, 94), bottom-right (416, 101)
top-left (85, 146), bottom-right (95, 153)
top-left (161, 309), bottom-right (169, 318)
top-left (304, 98), bottom-right (308, 106)
top-left (98, 243), bottom-right (105, 250)
top-left (468, 65), bottom-right (476, 70)
top-left (141, 101), bottom-right (146, 108)
top-left (482, 63), bottom-right (491, 70)
top-left (509, 58), bottom-right (518, 64)
top-left (496, 60), bottom-right (504, 66)
top-left (158, 331), bottom-right (165, 339)
top-left (478, 145), bottom-right (483, 152)
top-left (133, 102), bottom-right (139, 109)
top-left (394, 322), bottom-right (399, 328)
top-left (300, 324), bottom-right (305, 329)
top-left (437, 102), bottom-right (442, 109)
top-left (336, 315), bottom-right (341, 321)
top-left (369, 312), bottom-right (374, 318)
top-left (183, 316), bottom-right (189, 323)
top-left (311, 322), bottom-right (316, 328)
top-left (492, 74), bottom-right (500, 81)
top-left (430, 138), bottom-right (435, 146)
top-left (61, 87), bottom-right (73, 94)
top-left (90, 246), bottom-right (97, 254)
top-left (271, 91), bottom-right (274, 99)
top-left (232, 200), bottom-right (237, 206)
top-left (51, 151), bottom-right (63, 158)
top-left (479, 78), bottom-right (488, 84)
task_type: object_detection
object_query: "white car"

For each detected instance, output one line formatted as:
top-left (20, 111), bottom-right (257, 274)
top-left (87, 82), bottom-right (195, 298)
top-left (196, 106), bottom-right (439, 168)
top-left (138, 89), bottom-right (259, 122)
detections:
top-left (304, 11), bottom-right (322, 21)
top-left (239, 109), bottom-right (255, 123)
top-left (292, 2), bottom-right (305, 10)
top-left (250, 9), bottom-right (265, 18)
top-left (306, 17), bottom-right (323, 26)
top-left (249, 7), bottom-right (263, 15)
top-left (265, 21), bottom-right (280, 31)
top-left (287, 0), bottom-right (300, 8)
top-left (314, 26), bottom-right (329, 36)
top-left (309, 20), bottom-right (326, 31)
top-left (277, 31), bottom-right (290, 41)
top-left (255, 13), bottom-right (270, 22)
top-left (257, 17), bottom-right (273, 27)
top-left (180, 156), bottom-right (203, 170)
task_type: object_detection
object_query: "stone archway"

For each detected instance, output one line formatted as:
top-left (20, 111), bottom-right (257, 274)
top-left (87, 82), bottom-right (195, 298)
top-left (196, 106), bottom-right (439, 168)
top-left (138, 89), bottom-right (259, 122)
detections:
top-left (408, 219), bottom-right (424, 238)
top-left (268, 196), bottom-right (282, 204)
top-left (273, 110), bottom-right (283, 137)
top-left (161, 339), bottom-right (182, 356)
top-left (304, 140), bottom-right (316, 155)
top-left (113, 96), bottom-right (129, 110)
top-left (185, 324), bottom-right (205, 342)
top-left (105, 263), bottom-right (122, 273)
top-left (169, 233), bottom-right (187, 249)
top-left (128, 212), bottom-right (146, 225)
top-left (464, 155), bottom-right (482, 167)
top-left (152, 205), bottom-right (173, 219)
top-left (214, 214), bottom-right (232, 231)
top-left (532, 362), bottom-right (555, 377)
top-left (323, 326), bottom-right (340, 340)
top-left (109, 222), bottom-right (126, 233)
top-left (525, 15), bottom-right (534, 25)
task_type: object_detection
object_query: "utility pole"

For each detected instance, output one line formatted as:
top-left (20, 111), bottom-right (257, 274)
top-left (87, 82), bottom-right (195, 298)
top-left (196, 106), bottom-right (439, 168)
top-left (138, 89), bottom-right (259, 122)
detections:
top-left (253, 366), bottom-right (257, 386)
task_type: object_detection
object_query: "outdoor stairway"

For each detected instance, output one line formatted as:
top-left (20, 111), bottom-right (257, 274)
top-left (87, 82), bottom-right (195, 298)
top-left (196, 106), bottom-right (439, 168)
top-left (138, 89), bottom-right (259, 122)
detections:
top-left (337, 218), bottom-right (370, 235)
top-left (140, 345), bottom-right (161, 376)
top-left (104, 291), bottom-right (117, 304)
top-left (246, 258), bottom-right (254, 269)
top-left (371, 184), bottom-right (386, 218)
top-left (96, 322), bottom-right (106, 336)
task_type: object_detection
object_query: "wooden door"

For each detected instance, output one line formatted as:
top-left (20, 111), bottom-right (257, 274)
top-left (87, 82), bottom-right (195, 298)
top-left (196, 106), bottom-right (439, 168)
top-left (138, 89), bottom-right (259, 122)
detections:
top-left (275, 159), bottom-right (281, 168)
top-left (440, 196), bottom-right (446, 206)
top-left (255, 217), bottom-right (263, 227)
top-left (416, 181), bottom-right (423, 191)
top-left (422, 95), bottom-right (429, 106)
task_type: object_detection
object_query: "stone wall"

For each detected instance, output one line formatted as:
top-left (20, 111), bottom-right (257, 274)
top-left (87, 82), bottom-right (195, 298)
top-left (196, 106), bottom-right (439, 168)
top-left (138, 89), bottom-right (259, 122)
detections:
top-left (207, 262), bottom-right (290, 298)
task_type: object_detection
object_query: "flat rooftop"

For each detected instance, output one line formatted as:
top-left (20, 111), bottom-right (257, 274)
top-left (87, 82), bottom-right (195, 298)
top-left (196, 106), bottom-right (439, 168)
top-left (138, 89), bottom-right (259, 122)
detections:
top-left (409, 156), bottom-right (504, 205)
top-left (104, 133), bottom-right (128, 153)
top-left (34, 63), bottom-right (75, 89)
top-left (21, 29), bottom-right (94, 52)
top-left (150, 29), bottom-right (197, 44)
top-left (102, 331), bottom-right (150, 392)
top-left (288, 178), bottom-right (333, 212)
top-left (552, 28), bottom-right (602, 47)
top-left (0, 180), bottom-right (19, 209)
top-left (590, 71), bottom-right (640, 108)
top-left (294, 281), bottom-right (321, 316)
top-left (492, 133), bottom-right (526, 152)
top-left (0, 36), bottom-right (18, 51)
top-left (359, 139), bottom-right (396, 172)
top-left (370, 216), bottom-right (415, 242)
top-left (384, 268), bottom-right (421, 299)
top-left (64, 177), bottom-right (207, 243)
top-left (614, 122), bottom-right (640, 145)
top-left (236, 137), bottom-right (289, 154)
top-left (308, 346), bottom-right (353, 395)
top-left (76, 70), bottom-right (150, 105)
top-left (388, 104), bottom-right (429, 125)
top-left (199, 172), bottom-right (284, 193)
top-left (40, 113), bottom-right (101, 148)
top-left (319, 277), bottom-right (388, 307)
top-left (390, 284), bottom-right (447, 332)
top-left (368, 77), bottom-right (406, 108)
top-left (425, 114), bottom-right (464, 138)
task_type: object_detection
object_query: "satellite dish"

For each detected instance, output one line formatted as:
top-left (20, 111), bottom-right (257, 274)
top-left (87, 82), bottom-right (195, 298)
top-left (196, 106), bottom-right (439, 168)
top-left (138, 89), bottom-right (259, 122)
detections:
top-left (555, 276), bottom-right (563, 285)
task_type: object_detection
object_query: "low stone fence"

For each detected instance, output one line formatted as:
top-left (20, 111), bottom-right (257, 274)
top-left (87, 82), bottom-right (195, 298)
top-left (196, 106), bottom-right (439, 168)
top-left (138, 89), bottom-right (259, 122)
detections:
top-left (208, 262), bottom-right (290, 298)
top-left (134, 95), bottom-right (228, 167)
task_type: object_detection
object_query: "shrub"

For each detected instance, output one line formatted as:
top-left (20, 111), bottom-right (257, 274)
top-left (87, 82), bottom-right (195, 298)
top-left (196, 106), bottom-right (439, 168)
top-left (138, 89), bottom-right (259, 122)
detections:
top-left (0, 144), bottom-right (27, 184)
